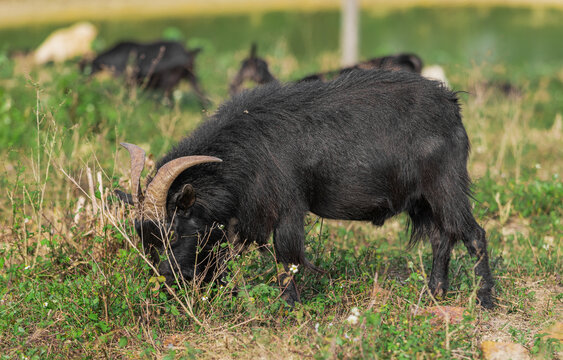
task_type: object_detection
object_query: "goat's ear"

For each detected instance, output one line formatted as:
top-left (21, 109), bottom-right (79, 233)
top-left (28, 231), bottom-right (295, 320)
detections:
top-left (174, 184), bottom-right (196, 210)
top-left (114, 189), bottom-right (134, 205)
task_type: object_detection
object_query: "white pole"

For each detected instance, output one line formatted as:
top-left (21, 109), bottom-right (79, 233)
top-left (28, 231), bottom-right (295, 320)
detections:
top-left (341, 0), bottom-right (359, 67)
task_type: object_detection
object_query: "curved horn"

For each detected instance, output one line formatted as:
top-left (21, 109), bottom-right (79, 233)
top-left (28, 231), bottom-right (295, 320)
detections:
top-left (120, 142), bottom-right (146, 208)
top-left (142, 155), bottom-right (222, 220)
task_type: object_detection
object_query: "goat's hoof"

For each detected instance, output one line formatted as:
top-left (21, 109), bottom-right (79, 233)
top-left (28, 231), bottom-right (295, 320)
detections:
top-left (434, 288), bottom-right (446, 299)
top-left (477, 290), bottom-right (495, 309)
top-left (429, 280), bottom-right (447, 299)
top-left (281, 289), bottom-right (300, 307)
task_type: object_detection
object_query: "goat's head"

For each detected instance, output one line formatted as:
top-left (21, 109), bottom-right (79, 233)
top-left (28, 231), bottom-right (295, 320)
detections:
top-left (116, 143), bottom-right (225, 284)
top-left (229, 43), bottom-right (276, 96)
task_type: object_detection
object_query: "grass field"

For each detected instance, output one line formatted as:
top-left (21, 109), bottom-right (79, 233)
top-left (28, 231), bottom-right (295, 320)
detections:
top-left (0, 6), bottom-right (562, 359)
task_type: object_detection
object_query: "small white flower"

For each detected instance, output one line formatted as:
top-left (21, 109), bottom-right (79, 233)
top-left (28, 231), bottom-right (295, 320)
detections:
top-left (351, 307), bottom-right (360, 317)
top-left (328, 322), bottom-right (333, 327)
top-left (554, 173), bottom-right (559, 179)
top-left (24, 265), bottom-right (30, 270)
top-left (542, 244), bottom-right (550, 251)
top-left (346, 314), bottom-right (359, 325)
top-left (172, 89), bottom-right (182, 101)
top-left (344, 332), bottom-right (350, 339)
top-left (289, 264), bottom-right (298, 274)
top-left (24, 218), bottom-right (30, 224)
top-left (43, 302), bottom-right (48, 308)
top-left (535, 163), bottom-right (541, 169)
top-left (218, 224), bottom-right (225, 230)
top-left (314, 323), bottom-right (320, 333)
top-left (476, 145), bottom-right (486, 154)
top-left (201, 296), bottom-right (208, 301)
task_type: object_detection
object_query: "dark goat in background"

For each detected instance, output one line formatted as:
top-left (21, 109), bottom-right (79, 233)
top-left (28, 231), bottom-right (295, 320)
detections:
top-left (299, 53), bottom-right (423, 82)
top-left (118, 69), bottom-right (495, 309)
top-left (84, 41), bottom-right (207, 104)
top-left (229, 43), bottom-right (277, 96)
top-left (229, 44), bottom-right (423, 94)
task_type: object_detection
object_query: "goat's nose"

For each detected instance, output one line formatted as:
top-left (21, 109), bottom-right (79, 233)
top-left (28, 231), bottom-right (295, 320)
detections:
top-left (158, 260), bottom-right (172, 277)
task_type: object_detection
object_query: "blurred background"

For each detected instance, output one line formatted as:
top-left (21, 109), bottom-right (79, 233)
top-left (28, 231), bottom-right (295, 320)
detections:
top-left (1, 0), bottom-right (562, 165)
top-left (2, 0), bottom-right (563, 79)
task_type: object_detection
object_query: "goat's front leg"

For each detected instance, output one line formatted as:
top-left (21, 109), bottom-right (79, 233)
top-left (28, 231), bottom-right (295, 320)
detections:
top-left (278, 264), bottom-right (300, 306)
top-left (273, 212), bottom-right (306, 307)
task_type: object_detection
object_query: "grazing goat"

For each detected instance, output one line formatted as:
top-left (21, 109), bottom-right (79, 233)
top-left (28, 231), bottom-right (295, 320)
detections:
top-left (229, 43), bottom-right (277, 96)
top-left (299, 53), bottom-right (423, 82)
top-left (85, 41), bottom-right (206, 103)
top-left (118, 69), bottom-right (495, 309)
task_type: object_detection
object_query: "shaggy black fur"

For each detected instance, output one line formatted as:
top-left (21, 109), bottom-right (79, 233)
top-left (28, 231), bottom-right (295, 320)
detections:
top-left (132, 69), bottom-right (494, 308)
top-left (84, 41), bottom-right (206, 103)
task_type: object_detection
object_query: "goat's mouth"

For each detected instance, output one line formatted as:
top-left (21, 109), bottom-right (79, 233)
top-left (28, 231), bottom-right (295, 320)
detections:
top-left (179, 268), bottom-right (196, 283)
top-left (160, 264), bottom-right (195, 286)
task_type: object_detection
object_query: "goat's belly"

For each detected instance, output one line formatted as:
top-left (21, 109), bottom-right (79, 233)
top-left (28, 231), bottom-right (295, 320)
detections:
top-left (311, 203), bottom-right (395, 226)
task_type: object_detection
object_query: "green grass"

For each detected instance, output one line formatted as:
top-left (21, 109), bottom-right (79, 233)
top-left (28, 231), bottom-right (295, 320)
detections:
top-left (1, 9), bottom-right (562, 359)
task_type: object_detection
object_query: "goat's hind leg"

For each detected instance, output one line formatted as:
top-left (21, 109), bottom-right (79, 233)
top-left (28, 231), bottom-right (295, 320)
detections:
top-left (431, 196), bottom-right (495, 308)
top-left (408, 198), bottom-right (453, 299)
top-left (461, 222), bottom-right (495, 308)
top-left (428, 223), bottom-right (495, 309)
top-left (428, 229), bottom-right (454, 299)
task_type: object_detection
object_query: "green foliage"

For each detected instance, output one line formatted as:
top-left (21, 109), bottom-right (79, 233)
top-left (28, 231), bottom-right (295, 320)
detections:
top-left (475, 174), bottom-right (562, 219)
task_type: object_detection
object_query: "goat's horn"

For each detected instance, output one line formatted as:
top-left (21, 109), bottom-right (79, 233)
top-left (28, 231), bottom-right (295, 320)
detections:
top-left (120, 142), bottom-right (146, 208)
top-left (250, 43), bottom-right (257, 58)
top-left (142, 156), bottom-right (222, 221)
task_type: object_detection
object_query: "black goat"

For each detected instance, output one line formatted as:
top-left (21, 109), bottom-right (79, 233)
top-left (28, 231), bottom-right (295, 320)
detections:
top-left (299, 53), bottom-right (423, 82)
top-left (118, 69), bottom-right (494, 308)
top-left (229, 44), bottom-right (423, 95)
top-left (229, 43), bottom-right (277, 96)
top-left (84, 41), bottom-right (207, 103)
